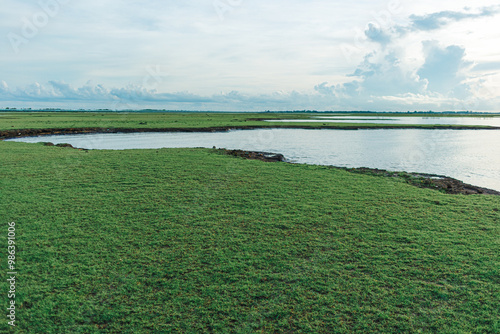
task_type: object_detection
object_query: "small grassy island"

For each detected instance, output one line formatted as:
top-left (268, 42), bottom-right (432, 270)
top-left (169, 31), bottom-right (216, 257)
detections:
top-left (1, 112), bottom-right (499, 333)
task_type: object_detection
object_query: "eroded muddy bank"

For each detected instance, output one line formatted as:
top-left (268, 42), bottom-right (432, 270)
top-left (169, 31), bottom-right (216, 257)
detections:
top-left (222, 149), bottom-right (286, 162)
top-left (220, 149), bottom-right (500, 196)
top-left (0, 127), bottom-right (237, 140)
top-left (330, 167), bottom-right (500, 196)
top-left (2, 123), bottom-right (500, 140)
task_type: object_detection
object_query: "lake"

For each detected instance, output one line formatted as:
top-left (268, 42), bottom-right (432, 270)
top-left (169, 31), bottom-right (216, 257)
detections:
top-left (266, 116), bottom-right (500, 126)
top-left (7, 128), bottom-right (500, 192)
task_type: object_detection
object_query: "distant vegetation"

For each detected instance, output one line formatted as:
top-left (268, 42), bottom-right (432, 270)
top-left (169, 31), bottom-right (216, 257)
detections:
top-left (1, 107), bottom-right (497, 114)
top-left (1, 111), bottom-right (499, 134)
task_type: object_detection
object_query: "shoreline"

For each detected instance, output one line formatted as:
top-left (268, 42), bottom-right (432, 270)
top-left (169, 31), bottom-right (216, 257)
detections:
top-left (1, 124), bottom-right (500, 140)
top-left (3, 127), bottom-right (499, 196)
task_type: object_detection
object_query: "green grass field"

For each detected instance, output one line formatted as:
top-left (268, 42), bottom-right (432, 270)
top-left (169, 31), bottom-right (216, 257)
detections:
top-left (1, 111), bottom-right (499, 132)
top-left (1, 112), bottom-right (499, 333)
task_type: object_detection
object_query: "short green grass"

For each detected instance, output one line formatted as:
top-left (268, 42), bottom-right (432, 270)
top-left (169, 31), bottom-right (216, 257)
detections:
top-left (1, 111), bottom-right (499, 132)
top-left (1, 139), bottom-right (499, 333)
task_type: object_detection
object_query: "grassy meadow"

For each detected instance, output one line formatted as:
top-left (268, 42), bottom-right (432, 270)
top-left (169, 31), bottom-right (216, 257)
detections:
top-left (0, 112), bottom-right (499, 333)
top-left (1, 111), bottom-right (499, 132)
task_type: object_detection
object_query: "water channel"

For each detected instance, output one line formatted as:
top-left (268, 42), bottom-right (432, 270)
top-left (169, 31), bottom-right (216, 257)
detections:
top-left (7, 128), bottom-right (500, 192)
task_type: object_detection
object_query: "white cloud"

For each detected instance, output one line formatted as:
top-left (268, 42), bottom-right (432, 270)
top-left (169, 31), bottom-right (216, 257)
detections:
top-left (407, 6), bottom-right (500, 32)
top-left (0, 81), bottom-right (8, 93)
top-left (417, 42), bottom-right (472, 96)
top-left (314, 40), bottom-right (474, 105)
top-left (309, 5), bottom-right (500, 111)
top-left (364, 24), bottom-right (392, 46)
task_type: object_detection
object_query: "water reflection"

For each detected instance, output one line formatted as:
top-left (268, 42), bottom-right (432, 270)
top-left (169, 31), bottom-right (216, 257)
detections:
top-left (7, 129), bottom-right (500, 192)
top-left (266, 116), bottom-right (500, 126)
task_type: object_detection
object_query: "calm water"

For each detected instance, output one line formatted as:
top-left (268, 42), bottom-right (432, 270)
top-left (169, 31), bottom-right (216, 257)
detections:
top-left (267, 116), bottom-right (500, 126)
top-left (7, 129), bottom-right (500, 192)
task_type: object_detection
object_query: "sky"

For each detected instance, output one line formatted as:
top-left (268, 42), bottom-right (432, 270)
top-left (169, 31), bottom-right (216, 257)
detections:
top-left (1, 0), bottom-right (500, 111)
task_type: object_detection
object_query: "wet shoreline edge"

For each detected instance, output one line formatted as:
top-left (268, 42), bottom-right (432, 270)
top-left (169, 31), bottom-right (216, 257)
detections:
top-left (1, 124), bottom-right (500, 140)
top-left (2, 127), bottom-right (499, 196)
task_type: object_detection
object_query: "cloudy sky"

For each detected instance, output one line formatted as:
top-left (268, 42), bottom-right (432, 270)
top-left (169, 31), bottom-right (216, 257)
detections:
top-left (1, 0), bottom-right (499, 111)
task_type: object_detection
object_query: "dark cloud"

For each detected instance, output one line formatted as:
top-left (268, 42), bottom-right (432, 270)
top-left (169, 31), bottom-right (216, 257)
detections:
top-left (109, 87), bottom-right (215, 103)
top-left (0, 81), bottom-right (217, 105)
top-left (0, 81), bottom-right (304, 110)
top-left (48, 81), bottom-right (110, 100)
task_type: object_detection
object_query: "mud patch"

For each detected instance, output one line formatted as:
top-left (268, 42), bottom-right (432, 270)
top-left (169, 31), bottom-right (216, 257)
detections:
top-left (332, 167), bottom-right (500, 196)
top-left (222, 149), bottom-right (286, 162)
top-left (41, 142), bottom-right (88, 151)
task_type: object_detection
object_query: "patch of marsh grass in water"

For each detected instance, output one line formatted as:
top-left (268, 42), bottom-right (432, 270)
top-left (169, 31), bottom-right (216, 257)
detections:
top-left (1, 111), bottom-right (499, 132)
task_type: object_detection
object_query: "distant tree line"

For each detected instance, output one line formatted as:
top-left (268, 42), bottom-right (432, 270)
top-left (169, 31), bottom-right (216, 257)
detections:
top-left (0, 108), bottom-right (481, 114)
